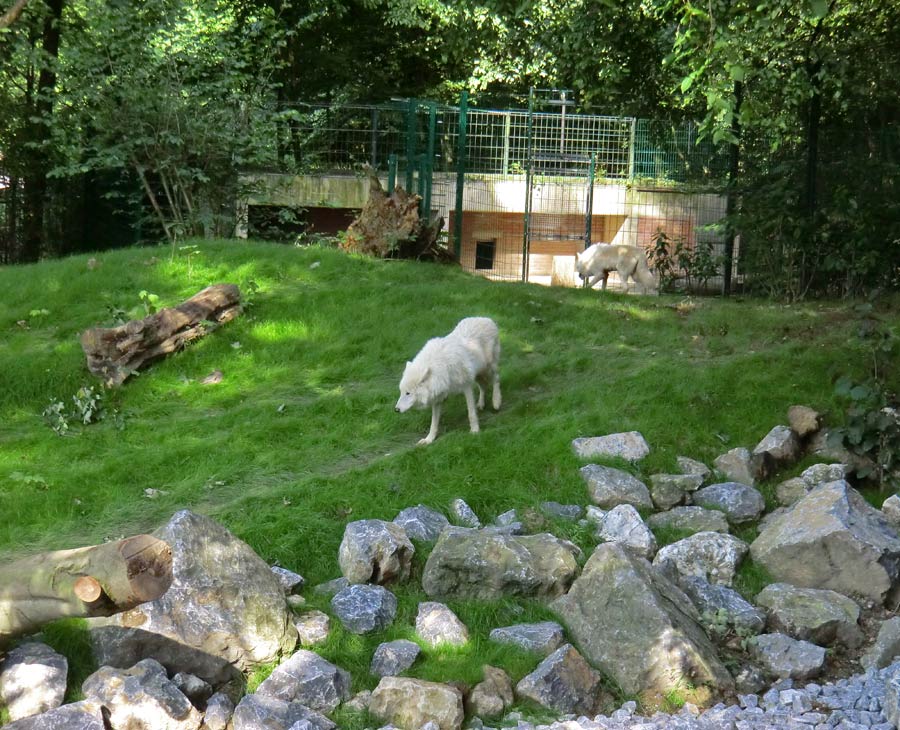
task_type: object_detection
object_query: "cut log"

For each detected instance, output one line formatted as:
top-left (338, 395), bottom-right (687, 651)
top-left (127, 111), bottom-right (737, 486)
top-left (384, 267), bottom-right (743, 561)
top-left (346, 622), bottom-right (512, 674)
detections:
top-left (0, 534), bottom-right (173, 644)
top-left (80, 283), bottom-right (242, 387)
top-left (342, 165), bottom-right (453, 262)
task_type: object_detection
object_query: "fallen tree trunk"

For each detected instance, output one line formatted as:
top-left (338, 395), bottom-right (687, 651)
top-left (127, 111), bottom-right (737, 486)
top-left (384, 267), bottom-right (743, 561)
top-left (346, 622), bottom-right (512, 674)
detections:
top-left (342, 165), bottom-right (453, 262)
top-left (0, 534), bottom-right (173, 644)
top-left (80, 283), bottom-right (242, 387)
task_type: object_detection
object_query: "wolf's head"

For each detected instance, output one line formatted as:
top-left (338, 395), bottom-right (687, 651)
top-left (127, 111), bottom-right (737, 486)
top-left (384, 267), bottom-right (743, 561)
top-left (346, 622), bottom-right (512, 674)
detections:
top-left (574, 250), bottom-right (587, 280)
top-left (395, 360), bottom-right (430, 412)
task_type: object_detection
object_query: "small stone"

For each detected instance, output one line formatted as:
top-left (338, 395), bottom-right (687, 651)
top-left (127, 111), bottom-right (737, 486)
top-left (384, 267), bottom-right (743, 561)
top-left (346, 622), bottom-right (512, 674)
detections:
top-left (749, 633), bottom-right (827, 680)
top-left (646, 506), bottom-right (730, 534)
top-left (539, 502), bottom-right (583, 521)
top-left (294, 610), bottom-right (330, 647)
top-left (331, 584), bottom-right (398, 634)
top-left (676, 456), bottom-right (711, 481)
top-left (416, 601), bottom-right (469, 647)
top-left (255, 650), bottom-right (351, 713)
top-left (271, 566), bottom-right (305, 595)
top-left (514, 644), bottom-right (601, 716)
top-left (580, 465), bottom-right (653, 510)
top-left (468, 666), bottom-right (513, 718)
top-left (202, 692), bottom-right (235, 730)
top-left (393, 505), bottom-right (450, 542)
top-left (371, 640), bottom-right (421, 677)
top-left (172, 672), bottom-right (212, 706)
top-left (0, 642), bottom-right (68, 721)
top-left (572, 431), bottom-right (650, 461)
top-left (449, 498), bottom-right (481, 528)
top-left (883, 495), bottom-right (900, 528)
top-left (488, 622), bottom-right (565, 656)
top-left (713, 447), bottom-right (765, 486)
top-left (649, 473), bottom-right (704, 510)
top-left (788, 405), bottom-right (821, 438)
top-left (494, 509), bottom-right (519, 527)
top-left (692, 482), bottom-right (766, 524)
top-left (313, 577), bottom-right (348, 597)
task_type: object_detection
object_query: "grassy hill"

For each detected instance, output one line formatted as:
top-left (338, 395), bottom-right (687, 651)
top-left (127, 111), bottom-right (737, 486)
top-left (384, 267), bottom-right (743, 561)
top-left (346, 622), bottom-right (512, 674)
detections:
top-left (1, 239), bottom-right (895, 719)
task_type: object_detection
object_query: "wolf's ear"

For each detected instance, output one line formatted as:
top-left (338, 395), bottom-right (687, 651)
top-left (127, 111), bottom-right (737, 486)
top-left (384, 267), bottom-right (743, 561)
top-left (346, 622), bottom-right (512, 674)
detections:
top-left (420, 366), bottom-right (430, 380)
top-left (575, 251), bottom-right (581, 262)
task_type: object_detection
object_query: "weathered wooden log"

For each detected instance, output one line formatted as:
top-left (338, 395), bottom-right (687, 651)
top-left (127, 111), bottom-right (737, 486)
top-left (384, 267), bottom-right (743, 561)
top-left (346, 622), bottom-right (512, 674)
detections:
top-left (80, 283), bottom-right (242, 387)
top-left (0, 534), bottom-right (173, 644)
top-left (342, 165), bottom-right (452, 261)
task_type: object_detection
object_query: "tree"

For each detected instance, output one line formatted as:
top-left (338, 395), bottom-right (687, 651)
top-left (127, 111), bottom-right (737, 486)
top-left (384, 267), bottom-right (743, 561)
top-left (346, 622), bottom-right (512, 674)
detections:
top-left (0, 0), bottom-right (30, 29)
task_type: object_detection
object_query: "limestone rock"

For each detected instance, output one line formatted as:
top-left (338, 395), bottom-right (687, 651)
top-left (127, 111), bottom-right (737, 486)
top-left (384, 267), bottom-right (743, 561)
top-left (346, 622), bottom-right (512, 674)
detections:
top-left (750, 480), bottom-right (900, 604)
top-left (861, 617), bottom-right (900, 670)
top-left (571, 431), bottom-right (650, 461)
top-left (0, 642), bottom-right (67, 721)
top-left (2, 701), bottom-right (105, 730)
top-left (171, 672), bottom-right (212, 707)
top-left (201, 693), bottom-right (235, 730)
top-left (231, 693), bottom-right (335, 730)
top-left (416, 601), bottom-right (469, 647)
top-left (649, 474), bottom-right (704, 510)
top-left (713, 447), bottom-right (765, 486)
top-left (652, 531), bottom-right (749, 587)
top-left (748, 633), bottom-right (826, 680)
top-left (371, 640), bottom-right (421, 677)
top-left (885, 666), bottom-right (900, 729)
top-left (294, 610), bottom-right (330, 647)
top-left (393, 505), bottom-right (450, 542)
top-left (88, 510), bottom-right (296, 686)
top-left (82, 658), bottom-right (201, 730)
top-left (596, 503), bottom-right (657, 559)
top-left (788, 405), bottom-right (821, 438)
top-left (776, 477), bottom-right (813, 507)
top-left (467, 665), bottom-right (513, 718)
top-left (514, 644), bottom-right (601, 716)
top-left (449, 498), bottom-right (481, 528)
top-left (755, 583), bottom-right (862, 648)
top-left (753, 425), bottom-right (801, 470)
top-left (679, 576), bottom-right (766, 637)
top-left (801, 462), bottom-right (850, 486)
top-left (551, 542), bottom-right (733, 697)
top-left (646, 507), bottom-right (730, 535)
top-left (330, 584), bottom-right (397, 634)
top-left (539, 502), bottom-right (583, 521)
top-left (692, 482), bottom-right (765, 524)
top-left (488, 622), bottom-right (565, 656)
top-left (369, 677), bottom-right (464, 730)
top-left (676, 456), bottom-right (711, 482)
top-left (421, 528), bottom-right (578, 600)
top-left (883, 495), bottom-right (900, 528)
top-left (580, 465), bottom-right (653, 510)
top-left (255, 650), bottom-right (351, 713)
top-left (313, 577), bottom-right (348, 597)
top-left (338, 519), bottom-right (414, 585)
top-left (270, 566), bottom-right (305, 595)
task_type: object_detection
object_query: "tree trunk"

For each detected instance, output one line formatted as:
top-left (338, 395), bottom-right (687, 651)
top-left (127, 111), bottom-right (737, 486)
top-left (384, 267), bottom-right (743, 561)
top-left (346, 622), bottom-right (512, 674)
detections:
top-left (0, 534), bottom-right (173, 644)
top-left (0, 0), bottom-right (30, 29)
top-left (723, 80), bottom-right (743, 296)
top-left (80, 283), bottom-right (243, 387)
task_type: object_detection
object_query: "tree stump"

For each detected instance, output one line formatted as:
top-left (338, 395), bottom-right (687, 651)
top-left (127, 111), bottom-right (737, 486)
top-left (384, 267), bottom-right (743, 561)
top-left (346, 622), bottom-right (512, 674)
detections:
top-left (0, 534), bottom-right (173, 644)
top-left (80, 283), bottom-right (242, 387)
top-left (342, 165), bottom-right (453, 262)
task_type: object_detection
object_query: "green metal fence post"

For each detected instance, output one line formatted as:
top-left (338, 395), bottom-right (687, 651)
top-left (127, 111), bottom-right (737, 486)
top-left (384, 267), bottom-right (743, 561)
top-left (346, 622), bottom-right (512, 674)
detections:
top-left (423, 102), bottom-right (436, 219)
top-left (405, 98), bottom-right (417, 192)
top-left (585, 153), bottom-right (596, 248)
top-left (522, 87), bottom-right (535, 282)
top-left (387, 154), bottom-right (397, 194)
top-left (453, 90), bottom-right (468, 260)
top-left (418, 154), bottom-right (427, 216)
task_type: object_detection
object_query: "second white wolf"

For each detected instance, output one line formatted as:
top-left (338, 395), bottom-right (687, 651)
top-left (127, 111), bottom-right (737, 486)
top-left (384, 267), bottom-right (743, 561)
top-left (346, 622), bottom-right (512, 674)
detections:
top-left (575, 242), bottom-right (658, 294)
top-left (395, 317), bottom-right (502, 446)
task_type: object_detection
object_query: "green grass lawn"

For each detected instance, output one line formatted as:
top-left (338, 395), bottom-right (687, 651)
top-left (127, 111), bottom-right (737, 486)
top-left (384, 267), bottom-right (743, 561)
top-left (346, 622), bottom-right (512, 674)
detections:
top-left (1, 239), bottom-right (896, 720)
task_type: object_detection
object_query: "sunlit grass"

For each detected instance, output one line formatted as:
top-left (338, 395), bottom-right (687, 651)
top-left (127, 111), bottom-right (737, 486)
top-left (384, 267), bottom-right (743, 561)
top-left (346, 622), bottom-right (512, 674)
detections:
top-left (1, 238), bottom-right (896, 710)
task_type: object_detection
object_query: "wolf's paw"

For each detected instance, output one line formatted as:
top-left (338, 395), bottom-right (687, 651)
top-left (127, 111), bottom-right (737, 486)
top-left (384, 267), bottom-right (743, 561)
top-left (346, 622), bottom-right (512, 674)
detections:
top-left (469, 425), bottom-right (480, 434)
top-left (417, 436), bottom-right (434, 446)
top-left (492, 397), bottom-right (502, 410)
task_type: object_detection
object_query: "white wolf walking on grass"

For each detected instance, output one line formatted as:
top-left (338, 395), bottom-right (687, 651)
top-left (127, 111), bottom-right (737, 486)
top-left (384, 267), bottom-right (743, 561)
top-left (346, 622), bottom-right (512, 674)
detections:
top-left (575, 242), bottom-right (658, 295)
top-left (395, 317), bottom-right (502, 446)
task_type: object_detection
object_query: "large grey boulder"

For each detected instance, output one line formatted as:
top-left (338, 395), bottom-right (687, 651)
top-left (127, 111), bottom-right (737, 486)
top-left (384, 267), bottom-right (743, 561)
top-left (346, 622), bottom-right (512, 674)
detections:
top-left (692, 482), bottom-right (765, 524)
top-left (580, 465), bottom-right (653, 510)
top-left (88, 510), bottom-right (296, 686)
top-left (231, 693), bottom-right (335, 730)
top-left (646, 506), bottom-right (730, 535)
top-left (649, 474), bottom-right (703, 510)
top-left (369, 677), bottom-right (464, 730)
top-left (0, 642), bottom-right (67, 721)
top-left (82, 658), bottom-right (201, 730)
top-left (679, 576), bottom-right (765, 636)
top-left (370, 640), bottom-right (421, 677)
top-left (416, 601), bottom-right (469, 647)
top-left (748, 633), bottom-right (826, 680)
top-left (422, 528), bottom-right (578, 600)
top-left (254, 650), bottom-right (351, 713)
top-left (571, 431), bottom-right (649, 461)
top-left (393, 505), bottom-right (450, 542)
top-left (3, 701), bottom-right (105, 730)
top-left (713, 447), bottom-right (765, 486)
top-left (596, 503), bottom-right (657, 559)
top-left (514, 644), bottom-right (601, 715)
top-left (652, 531), bottom-right (749, 587)
top-left (338, 519), bottom-right (414, 585)
top-left (488, 622), bottom-right (565, 656)
top-left (861, 617), bottom-right (900, 670)
top-left (551, 542), bottom-right (733, 697)
top-left (330, 584), bottom-right (397, 634)
top-left (755, 583), bottom-right (862, 648)
top-left (750, 480), bottom-right (900, 604)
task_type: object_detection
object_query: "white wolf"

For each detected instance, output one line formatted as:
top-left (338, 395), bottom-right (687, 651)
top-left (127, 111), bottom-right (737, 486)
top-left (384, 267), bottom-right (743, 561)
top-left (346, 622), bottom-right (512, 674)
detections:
top-left (395, 317), bottom-right (502, 446)
top-left (575, 243), bottom-right (658, 294)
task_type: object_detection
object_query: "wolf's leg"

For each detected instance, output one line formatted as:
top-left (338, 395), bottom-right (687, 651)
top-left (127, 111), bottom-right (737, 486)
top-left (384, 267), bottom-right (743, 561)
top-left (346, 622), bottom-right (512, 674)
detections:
top-left (474, 377), bottom-right (486, 409)
top-left (464, 387), bottom-right (480, 433)
top-left (418, 402), bottom-right (442, 445)
top-left (600, 272), bottom-right (610, 291)
top-left (491, 369), bottom-right (502, 410)
top-left (617, 265), bottom-right (633, 294)
top-left (585, 273), bottom-right (601, 289)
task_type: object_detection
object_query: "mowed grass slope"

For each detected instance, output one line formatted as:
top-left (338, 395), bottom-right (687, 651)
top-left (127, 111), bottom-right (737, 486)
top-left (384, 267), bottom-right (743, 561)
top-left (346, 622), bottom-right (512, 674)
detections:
top-left (0, 239), bottom-right (893, 715)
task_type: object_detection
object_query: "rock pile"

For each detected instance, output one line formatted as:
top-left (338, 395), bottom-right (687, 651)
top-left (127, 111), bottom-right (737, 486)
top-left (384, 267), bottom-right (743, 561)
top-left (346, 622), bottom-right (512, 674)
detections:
top-left (6, 405), bottom-right (900, 730)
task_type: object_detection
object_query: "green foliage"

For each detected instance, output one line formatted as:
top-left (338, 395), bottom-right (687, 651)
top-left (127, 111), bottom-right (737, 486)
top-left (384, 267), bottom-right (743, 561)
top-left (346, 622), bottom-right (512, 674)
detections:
top-left (41, 386), bottom-right (104, 435)
top-left (648, 230), bottom-right (722, 294)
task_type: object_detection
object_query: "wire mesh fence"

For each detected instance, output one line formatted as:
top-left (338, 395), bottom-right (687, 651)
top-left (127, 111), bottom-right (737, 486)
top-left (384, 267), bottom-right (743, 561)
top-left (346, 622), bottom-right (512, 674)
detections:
top-left (245, 93), bottom-right (733, 291)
